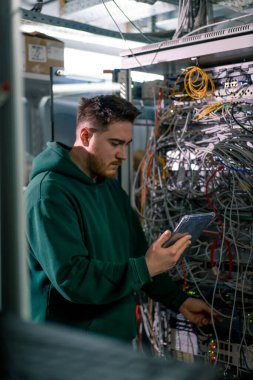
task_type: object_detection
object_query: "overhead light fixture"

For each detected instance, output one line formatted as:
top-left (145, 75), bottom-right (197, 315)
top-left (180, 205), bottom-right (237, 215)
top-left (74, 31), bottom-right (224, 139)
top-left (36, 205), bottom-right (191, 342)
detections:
top-left (53, 81), bottom-right (121, 94)
top-left (131, 71), bottom-right (163, 82)
top-left (20, 23), bottom-right (147, 51)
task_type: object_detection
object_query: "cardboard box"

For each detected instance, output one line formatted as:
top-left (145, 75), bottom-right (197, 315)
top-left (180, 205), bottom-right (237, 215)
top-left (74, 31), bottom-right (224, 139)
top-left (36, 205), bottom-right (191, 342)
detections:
top-left (23, 32), bottom-right (64, 75)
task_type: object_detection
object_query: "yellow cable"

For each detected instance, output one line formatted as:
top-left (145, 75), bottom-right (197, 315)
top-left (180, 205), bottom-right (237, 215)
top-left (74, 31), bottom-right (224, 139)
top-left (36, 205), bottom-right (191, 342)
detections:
top-left (194, 102), bottom-right (224, 120)
top-left (184, 66), bottom-right (215, 99)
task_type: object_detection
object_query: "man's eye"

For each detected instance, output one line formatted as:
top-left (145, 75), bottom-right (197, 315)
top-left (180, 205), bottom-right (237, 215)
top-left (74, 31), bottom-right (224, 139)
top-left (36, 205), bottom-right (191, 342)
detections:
top-left (111, 142), bottom-right (120, 147)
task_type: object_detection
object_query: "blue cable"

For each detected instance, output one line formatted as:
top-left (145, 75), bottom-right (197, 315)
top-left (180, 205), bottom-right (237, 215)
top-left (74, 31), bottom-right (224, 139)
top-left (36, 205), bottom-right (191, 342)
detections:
top-left (215, 156), bottom-right (253, 175)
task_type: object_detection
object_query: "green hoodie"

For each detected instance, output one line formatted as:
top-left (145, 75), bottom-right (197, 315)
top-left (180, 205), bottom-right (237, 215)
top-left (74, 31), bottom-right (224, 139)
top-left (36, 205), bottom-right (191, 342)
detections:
top-left (26, 142), bottom-right (188, 341)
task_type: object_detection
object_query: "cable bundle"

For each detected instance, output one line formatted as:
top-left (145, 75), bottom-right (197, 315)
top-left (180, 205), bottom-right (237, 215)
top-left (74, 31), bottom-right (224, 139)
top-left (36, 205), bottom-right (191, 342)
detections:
top-left (133, 63), bottom-right (253, 373)
top-left (183, 66), bottom-right (215, 100)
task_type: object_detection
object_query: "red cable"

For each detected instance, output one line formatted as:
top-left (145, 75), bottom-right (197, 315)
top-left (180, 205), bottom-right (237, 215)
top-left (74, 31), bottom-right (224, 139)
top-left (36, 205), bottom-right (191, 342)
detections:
top-left (181, 260), bottom-right (188, 291)
top-left (155, 87), bottom-right (164, 137)
top-left (205, 166), bottom-right (233, 279)
top-left (205, 166), bottom-right (225, 226)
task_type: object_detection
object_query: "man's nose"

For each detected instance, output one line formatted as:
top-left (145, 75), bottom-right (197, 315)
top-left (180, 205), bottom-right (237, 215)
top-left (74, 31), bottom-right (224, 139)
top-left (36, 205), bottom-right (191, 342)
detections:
top-left (116, 145), bottom-right (127, 160)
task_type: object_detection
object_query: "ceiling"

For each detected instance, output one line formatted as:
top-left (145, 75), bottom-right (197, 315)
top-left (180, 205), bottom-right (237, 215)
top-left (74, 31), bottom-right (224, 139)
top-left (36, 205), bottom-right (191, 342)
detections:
top-left (20, 0), bottom-right (253, 54)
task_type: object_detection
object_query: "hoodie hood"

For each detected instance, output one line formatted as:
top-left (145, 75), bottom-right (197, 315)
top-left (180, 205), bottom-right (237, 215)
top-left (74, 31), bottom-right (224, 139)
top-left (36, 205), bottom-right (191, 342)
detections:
top-left (29, 142), bottom-right (101, 185)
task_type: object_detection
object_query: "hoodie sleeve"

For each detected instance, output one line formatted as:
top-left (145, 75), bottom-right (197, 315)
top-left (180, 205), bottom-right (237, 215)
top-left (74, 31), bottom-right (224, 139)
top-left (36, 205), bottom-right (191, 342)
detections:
top-left (131, 208), bottom-right (188, 312)
top-left (27, 192), bottom-right (152, 306)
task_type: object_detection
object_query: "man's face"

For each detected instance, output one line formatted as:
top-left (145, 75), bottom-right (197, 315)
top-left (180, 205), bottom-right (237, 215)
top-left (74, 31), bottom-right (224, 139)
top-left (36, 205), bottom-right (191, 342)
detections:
top-left (86, 120), bottom-right (133, 178)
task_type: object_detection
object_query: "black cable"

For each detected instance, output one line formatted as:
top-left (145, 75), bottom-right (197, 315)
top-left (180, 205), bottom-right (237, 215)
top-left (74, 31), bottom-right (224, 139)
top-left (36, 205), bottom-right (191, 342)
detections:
top-left (231, 103), bottom-right (253, 135)
top-left (28, 0), bottom-right (57, 12)
top-left (101, 0), bottom-right (149, 71)
top-left (111, 0), bottom-right (154, 43)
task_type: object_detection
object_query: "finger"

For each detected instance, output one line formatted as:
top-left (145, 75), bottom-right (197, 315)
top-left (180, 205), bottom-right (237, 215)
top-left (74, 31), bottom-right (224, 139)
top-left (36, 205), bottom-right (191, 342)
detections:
top-left (195, 313), bottom-right (211, 325)
top-left (178, 240), bottom-right (192, 257)
top-left (213, 312), bottom-right (224, 322)
top-left (199, 304), bottom-right (223, 323)
top-left (201, 313), bottom-right (222, 324)
top-left (173, 234), bottom-right (192, 251)
top-left (199, 308), bottom-right (222, 324)
top-left (170, 239), bottom-right (192, 263)
top-left (158, 230), bottom-right (172, 244)
top-left (201, 317), bottom-right (211, 325)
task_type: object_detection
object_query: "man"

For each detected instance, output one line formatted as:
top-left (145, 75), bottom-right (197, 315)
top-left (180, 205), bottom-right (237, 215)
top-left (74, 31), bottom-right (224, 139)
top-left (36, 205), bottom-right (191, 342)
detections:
top-left (26, 95), bottom-right (220, 342)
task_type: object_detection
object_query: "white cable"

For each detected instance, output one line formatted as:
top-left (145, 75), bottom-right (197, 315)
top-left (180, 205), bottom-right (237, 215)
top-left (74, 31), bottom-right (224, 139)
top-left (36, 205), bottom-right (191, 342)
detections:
top-left (184, 12), bottom-right (253, 37)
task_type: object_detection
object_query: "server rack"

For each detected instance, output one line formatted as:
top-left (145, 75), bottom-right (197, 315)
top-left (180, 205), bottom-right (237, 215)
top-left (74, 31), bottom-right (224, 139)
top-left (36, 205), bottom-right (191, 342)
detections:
top-left (121, 23), bottom-right (253, 379)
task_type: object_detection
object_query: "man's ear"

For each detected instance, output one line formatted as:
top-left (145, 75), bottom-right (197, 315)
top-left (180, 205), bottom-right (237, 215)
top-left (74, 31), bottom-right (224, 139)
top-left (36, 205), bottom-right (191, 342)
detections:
top-left (80, 128), bottom-right (93, 146)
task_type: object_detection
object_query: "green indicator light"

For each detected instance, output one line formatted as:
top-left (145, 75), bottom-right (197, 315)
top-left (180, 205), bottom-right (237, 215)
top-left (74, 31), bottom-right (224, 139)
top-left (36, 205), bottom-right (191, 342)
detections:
top-left (187, 290), bottom-right (196, 295)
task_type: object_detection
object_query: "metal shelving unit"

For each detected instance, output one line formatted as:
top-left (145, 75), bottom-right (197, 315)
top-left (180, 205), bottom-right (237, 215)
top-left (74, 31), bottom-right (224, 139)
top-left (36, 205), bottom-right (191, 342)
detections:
top-left (121, 22), bottom-right (253, 74)
top-left (0, 0), bottom-right (29, 318)
top-left (21, 8), bottom-right (159, 43)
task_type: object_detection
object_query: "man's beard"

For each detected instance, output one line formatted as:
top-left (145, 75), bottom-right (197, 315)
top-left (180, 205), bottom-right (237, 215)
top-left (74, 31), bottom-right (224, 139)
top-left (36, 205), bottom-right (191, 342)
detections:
top-left (88, 155), bottom-right (121, 178)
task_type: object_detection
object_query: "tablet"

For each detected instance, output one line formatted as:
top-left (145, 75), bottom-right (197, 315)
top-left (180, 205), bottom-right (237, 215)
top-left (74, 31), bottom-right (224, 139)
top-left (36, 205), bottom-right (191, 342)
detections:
top-left (162, 212), bottom-right (215, 248)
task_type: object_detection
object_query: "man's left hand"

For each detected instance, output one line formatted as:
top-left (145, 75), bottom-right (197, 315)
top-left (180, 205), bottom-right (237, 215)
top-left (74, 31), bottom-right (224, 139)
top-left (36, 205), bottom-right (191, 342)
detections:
top-left (178, 297), bottom-right (223, 326)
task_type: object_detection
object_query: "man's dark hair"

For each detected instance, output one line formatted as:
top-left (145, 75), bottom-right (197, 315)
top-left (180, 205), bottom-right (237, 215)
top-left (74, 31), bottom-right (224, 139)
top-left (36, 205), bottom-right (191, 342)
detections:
top-left (76, 95), bottom-right (140, 131)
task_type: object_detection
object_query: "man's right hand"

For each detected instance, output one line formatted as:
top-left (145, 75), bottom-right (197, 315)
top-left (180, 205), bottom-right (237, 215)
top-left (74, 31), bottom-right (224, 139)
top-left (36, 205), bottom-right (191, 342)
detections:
top-left (145, 230), bottom-right (191, 277)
